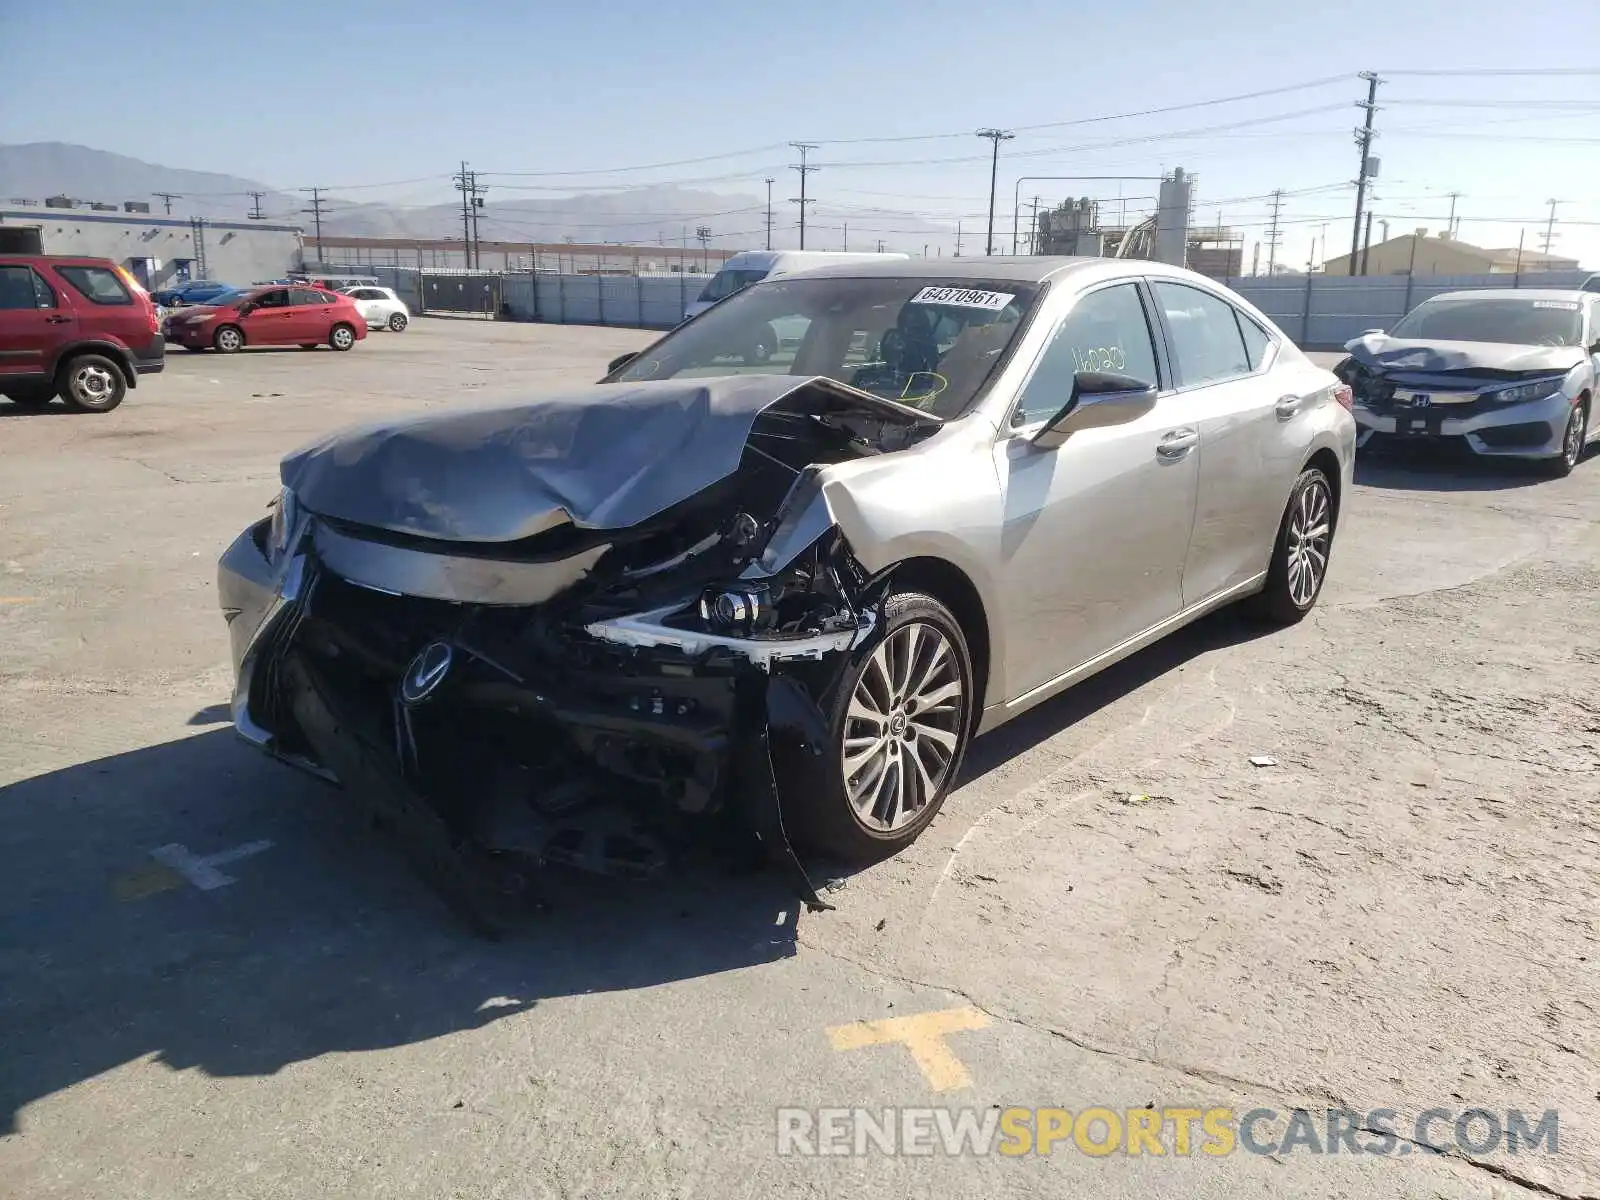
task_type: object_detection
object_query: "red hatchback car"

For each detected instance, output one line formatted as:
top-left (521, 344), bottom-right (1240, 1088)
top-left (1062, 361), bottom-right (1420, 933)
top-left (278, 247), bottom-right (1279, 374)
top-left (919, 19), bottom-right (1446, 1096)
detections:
top-left (162, 284), bottom-right (368, 353)
top-left (0, 254), bottom-right (164, 412)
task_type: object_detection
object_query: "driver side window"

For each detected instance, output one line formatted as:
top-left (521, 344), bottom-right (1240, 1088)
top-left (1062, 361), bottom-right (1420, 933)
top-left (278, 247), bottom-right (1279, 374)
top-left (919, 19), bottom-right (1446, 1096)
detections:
top-left (1012, 283), bottom-right (1159, 426)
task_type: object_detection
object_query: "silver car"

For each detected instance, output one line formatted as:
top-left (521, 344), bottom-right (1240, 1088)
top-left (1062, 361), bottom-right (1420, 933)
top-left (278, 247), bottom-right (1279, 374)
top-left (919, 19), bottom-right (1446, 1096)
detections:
top-left (217, 258), bottom-right (1353, 918)
top-left (1340, 289), bottom-right (1599, 476)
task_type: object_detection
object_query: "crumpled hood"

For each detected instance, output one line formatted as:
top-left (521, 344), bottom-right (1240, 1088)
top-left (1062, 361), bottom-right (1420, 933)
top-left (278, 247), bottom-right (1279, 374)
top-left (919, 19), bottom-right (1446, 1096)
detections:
top-left (281, 375), bottom-right (931, 543)
top-left (1344, 334), bottom-right (1585, 376)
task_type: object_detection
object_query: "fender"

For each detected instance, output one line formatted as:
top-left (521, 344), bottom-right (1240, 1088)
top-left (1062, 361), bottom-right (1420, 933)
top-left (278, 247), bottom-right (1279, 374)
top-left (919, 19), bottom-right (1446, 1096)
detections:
top-left (47, 339), bottom-right (139, 388)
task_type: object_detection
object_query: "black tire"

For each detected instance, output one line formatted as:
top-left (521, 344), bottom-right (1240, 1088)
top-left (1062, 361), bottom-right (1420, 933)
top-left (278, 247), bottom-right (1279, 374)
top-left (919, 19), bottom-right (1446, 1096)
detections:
top-left (4, 383), bottom-right (56, 410)
top-left (387, 312), bottom-right (408, 332)
top-left (57, 354), bottom-right (127, 413)
top-left (1247, 466), bottom-right (1336, 625)
top-left (1543, 400), bottom-right (1588, 478)
top-left (213, 324), bottom-right (245, 353)
top-left (789, 590), bottom-right (975, 862)
top-left (329, 323), bottom-right (356, 351)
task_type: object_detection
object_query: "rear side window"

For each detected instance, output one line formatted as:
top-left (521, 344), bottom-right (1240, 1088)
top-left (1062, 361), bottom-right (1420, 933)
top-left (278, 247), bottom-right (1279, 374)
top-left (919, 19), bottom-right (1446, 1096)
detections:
top-left (1152, 281), bottom-right (1250, 387)
top-left (55, 265), bottom-right (133, 306)
top-left (1236, 313), bottom-right (1272, 370)
top-left (0, 266), bottom-right (55, 309)
top-left (289, 288), bottom-right (324, 306)
top-left (317, 291), bottom-right (340, 303)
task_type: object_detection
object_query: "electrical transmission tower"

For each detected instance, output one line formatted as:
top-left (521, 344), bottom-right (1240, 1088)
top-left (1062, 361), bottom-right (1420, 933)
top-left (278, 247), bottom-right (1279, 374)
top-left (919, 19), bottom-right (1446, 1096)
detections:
top-left (788, 143), bottom-right (818, 250)
top-left (1264, 189), bottom-right (1285, 274)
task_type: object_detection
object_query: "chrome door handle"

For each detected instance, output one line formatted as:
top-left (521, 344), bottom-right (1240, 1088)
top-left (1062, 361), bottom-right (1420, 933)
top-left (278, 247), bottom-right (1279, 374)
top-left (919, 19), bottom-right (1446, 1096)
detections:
top-left (1275, 394), bottom-right (1305, 419)
top-left (1157, 428), bottom-right (1199, 458)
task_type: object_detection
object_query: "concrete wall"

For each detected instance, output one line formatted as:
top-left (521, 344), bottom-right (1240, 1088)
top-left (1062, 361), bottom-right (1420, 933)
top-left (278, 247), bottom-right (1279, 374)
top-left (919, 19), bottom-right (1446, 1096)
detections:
top-left (0, 209), bottom-right (303, 288)
top-left (312, 239), bottom-right (731, 275)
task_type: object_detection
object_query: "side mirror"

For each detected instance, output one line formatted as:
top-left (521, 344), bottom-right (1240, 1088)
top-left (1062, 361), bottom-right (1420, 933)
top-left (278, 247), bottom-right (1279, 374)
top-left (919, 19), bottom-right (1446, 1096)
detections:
top-left (1032, 372), bottom-right (1158, 450)
top-left (1360, 327), bottom-right (1385, 336)
top-left (235, 302), bottom-right (254, 316)
top-left (606, 351), bottom-right (640, 375)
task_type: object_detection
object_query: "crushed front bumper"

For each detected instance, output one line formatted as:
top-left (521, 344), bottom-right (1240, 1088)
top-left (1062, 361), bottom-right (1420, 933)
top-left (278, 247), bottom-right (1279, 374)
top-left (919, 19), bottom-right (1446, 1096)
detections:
top-left (1353, 390), bottom-right (1575, 459)
top-left (217, 516), bottom-right (863, 924)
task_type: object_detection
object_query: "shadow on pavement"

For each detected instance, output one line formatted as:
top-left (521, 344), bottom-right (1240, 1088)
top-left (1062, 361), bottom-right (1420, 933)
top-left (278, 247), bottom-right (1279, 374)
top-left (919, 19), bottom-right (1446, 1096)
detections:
top-left (0, 729), bottom-right (800, 1134)
top-left (1354, 450), bottom-right (1551, 492)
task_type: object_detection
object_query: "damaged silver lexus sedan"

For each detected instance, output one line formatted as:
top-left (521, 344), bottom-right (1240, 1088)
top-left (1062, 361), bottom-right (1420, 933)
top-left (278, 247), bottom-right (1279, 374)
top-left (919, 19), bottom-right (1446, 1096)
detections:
top-left (218, 258), bottom-right (1353, 920)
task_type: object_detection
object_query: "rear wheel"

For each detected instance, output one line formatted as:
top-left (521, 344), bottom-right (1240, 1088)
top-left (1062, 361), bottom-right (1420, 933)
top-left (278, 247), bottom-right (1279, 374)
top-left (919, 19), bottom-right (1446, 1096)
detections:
top-left (1247, 466), bottom-right (1335, 625)
top-left (387, 312), bottom-right (408, 332)
top-left (214, 324), bottom-right (244, 353)
top-left (329, 323), bottom-right (356, 351)
top-left (59, 354), bottom-right (127, 413)
top-left (790, 591), bottom-right (974, 861)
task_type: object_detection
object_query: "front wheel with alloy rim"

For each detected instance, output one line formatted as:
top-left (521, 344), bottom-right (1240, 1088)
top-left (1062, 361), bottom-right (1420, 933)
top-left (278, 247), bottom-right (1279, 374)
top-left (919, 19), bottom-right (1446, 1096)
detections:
top-left (387, 312), bottom-right (408, 332)
top-left (213, 324), bottom-right (244, 353)
top-left (1545, 401), bottom-right (1588, 478)
top-left (58, 354), bottom-right (127, 413)
top-left (792, 591), bottom-right (974, 861)
top-left (1247, 466), bottom-right (1335, 625)
top-left (329, 323), bottom-right (356, 351)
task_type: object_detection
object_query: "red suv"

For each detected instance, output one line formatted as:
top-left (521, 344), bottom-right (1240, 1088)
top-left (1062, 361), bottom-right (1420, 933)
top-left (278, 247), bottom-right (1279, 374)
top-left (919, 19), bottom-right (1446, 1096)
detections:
top-left (0, 255), bottom-right (164, 413)
top-left (162, 284), bottom-right (368, 354)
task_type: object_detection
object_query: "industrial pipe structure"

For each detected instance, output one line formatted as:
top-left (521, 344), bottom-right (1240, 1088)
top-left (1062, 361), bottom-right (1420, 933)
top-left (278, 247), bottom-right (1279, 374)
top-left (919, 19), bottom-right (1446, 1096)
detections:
top-left (1011, 176), bottom-right (1163, 255)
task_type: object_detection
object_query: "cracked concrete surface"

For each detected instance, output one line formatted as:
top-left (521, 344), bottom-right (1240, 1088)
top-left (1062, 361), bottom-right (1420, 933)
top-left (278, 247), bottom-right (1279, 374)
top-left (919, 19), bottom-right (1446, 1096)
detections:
top-left (1, 325), bottom-right (1596, 1199)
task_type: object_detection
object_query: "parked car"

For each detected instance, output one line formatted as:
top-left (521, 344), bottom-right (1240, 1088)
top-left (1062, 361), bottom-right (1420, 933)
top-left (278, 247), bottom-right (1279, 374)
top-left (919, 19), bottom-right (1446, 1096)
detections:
top-left (151, 278), bottom-right (235, 307)
top-left (342, 285), bottom-right (410, 331)
top-left (0, 253), bottom-right (164, 412)
top-left (295, 273), bottom-right (380, 293)
top-left (683, 250), bottom-right (910, 322)
top-left (217, 257), bottom-right (1352, 923)
top-left (1337, 289), bottom-right (1599, 476)
top-left (162, 284), bottom-right (368, 353)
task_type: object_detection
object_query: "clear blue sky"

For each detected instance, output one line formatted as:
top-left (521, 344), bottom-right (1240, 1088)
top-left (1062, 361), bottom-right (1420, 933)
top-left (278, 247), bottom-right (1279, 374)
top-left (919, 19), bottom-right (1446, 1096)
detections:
top-left (3, 0), bottom-right (1597, 266)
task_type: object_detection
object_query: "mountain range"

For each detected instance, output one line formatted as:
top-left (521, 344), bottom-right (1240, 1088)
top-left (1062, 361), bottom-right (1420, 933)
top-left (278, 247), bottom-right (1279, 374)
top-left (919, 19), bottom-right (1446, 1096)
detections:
top-left (0, 142), bottom-right (960, 253)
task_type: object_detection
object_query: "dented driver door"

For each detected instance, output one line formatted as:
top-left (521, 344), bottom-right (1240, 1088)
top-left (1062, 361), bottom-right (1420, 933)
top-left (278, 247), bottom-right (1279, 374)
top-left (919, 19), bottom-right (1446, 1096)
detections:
top-left (990, 280), bottom-right (1198, 702)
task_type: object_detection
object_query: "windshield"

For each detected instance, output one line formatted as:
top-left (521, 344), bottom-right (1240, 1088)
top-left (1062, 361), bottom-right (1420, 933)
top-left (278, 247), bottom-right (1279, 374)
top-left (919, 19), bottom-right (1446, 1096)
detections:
top-left (1390, 297), bottom-right (1584, 346)
top-left (617, 275), bottom-right (1041, 418)
top-left (698, 268), bottom-right (770, 304)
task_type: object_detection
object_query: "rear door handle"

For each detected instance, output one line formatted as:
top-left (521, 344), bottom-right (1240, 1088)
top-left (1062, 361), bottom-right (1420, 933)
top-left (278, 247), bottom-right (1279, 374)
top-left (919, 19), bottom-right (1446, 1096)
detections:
top-left (45, 314), bottom-right (71, 324)
top-left (1275, 394), bottom-right (1306, 419)
top-left (1157, 428), bottom-right (1199, 458)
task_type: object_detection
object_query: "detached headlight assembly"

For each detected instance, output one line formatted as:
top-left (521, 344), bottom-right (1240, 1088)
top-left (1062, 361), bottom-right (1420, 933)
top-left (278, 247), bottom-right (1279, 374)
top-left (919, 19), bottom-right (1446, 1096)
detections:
top-left (698, 585), bottom-right (772, 636)
top-left (1491, 380), bottom-right (1564, 405)
top-left (266, 487), bottom-right (300, 559)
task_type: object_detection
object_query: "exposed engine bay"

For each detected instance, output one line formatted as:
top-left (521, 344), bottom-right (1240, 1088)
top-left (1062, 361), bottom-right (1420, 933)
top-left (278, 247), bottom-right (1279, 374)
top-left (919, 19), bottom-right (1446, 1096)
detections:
top-left (223, 375), bottom-right (941, 932)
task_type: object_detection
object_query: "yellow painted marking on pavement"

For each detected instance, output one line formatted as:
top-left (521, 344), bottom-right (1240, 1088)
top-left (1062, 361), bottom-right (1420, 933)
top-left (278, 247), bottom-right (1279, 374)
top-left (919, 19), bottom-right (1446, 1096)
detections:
top-left (827, 1004), bottom-right (991, 1092)
top-left (0, 597), bottom-right (37, 605)
top-left (111, 861), bottom-right (186, 901)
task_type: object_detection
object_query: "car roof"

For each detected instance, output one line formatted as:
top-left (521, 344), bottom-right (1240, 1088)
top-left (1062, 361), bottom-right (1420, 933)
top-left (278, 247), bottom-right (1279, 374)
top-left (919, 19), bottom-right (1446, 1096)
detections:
top-left (776, 255), bottom-right (1217, 286)
top-left (1420, 288), bottom-right (1589, 303)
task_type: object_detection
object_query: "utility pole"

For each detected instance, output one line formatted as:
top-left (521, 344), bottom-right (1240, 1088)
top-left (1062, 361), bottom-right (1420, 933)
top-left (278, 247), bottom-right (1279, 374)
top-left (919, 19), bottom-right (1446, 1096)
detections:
top-left (695, 225), bottom-right (712, 272)
top-left (1265, 188), bottom-right (1284, 274)
top-left (246, 191), bottom-right (266, 220)
top-left (1445, 191), bottom-right (1462, 237)
top-left (976, 128), bottom-right (1014, 256)
top-left (453, 163), bottom-right (487, 268)
top-left (1350, 71), bottom-right (1382, 268)
top-left (300, 187), bottom-right (327, 267)
top-left (788, 142), bottom-right (818, 250)
top-left (154, 192), bottom-right (182, 215)
top-left (1027, 194), bottom-right (1042, 255)
top-left (1360, 210), bottom-right (1374, 275)
top-left (1541, 199), bottom-right (1561, 259)
top-left (764, 177), bottom-right (774, 250)
top-left (954, 221), bottom-right (963, 258)
top-left (454, 162), bottom-right (473, 267)
top-left (842, 221), bottom-right (848, 251)
top-left (876, 238), bottom-right (886, 253)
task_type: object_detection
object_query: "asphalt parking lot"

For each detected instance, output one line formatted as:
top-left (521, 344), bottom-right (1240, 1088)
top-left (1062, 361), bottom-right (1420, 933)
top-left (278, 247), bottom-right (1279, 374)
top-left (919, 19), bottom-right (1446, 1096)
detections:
top-left (2, 318), bottom-right (1597, 1199)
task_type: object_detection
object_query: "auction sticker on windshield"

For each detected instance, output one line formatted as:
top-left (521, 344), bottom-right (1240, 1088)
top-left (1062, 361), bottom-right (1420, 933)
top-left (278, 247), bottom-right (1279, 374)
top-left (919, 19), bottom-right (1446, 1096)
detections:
top-left (910, 287), bottom-right (1015, 310)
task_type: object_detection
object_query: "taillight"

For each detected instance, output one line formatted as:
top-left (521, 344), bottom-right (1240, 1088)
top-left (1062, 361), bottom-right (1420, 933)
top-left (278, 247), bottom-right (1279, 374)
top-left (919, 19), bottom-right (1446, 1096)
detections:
top-left (1332, 383), bottom-right (1354, 412)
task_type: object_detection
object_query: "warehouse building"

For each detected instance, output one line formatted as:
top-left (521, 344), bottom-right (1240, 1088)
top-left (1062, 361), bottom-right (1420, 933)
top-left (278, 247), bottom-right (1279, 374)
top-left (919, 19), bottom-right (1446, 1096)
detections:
top-left (1323, 230), bottom-right (1579, 276)
top-left (0, 200), bottom-right (304, 289)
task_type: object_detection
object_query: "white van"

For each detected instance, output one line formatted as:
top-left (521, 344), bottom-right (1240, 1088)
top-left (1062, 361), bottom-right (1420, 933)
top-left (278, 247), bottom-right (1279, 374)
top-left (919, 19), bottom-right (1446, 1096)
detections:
top-left (683, 250), bottom-right (910, 321)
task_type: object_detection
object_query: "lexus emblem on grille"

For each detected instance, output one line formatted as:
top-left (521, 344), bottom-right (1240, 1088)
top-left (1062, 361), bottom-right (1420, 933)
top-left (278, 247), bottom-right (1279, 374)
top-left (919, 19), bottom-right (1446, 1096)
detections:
top-left (400, 642), bottom-right (454, 705)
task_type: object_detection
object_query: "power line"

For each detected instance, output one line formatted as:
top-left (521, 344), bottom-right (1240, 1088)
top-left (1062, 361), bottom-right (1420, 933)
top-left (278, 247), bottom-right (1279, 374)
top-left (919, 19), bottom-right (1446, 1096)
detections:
top-left (789, 142), bottom-right (819, 250)
top-left (1376, 67), bottom-right (1600, 76)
